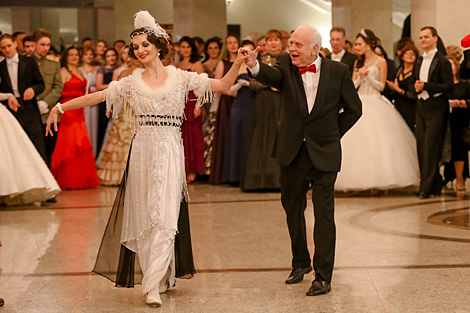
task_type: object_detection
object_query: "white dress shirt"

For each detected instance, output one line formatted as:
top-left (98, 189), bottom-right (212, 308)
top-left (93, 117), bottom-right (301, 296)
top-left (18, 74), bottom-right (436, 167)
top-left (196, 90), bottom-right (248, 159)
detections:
top-left (331, 49), bottom-right (345, 63)
top-left (250, 56), bottom-right (322, 113)
top-left (6, 53), bottom-right (20, 98)
top-left (418, 48), bottom-right (438, 100)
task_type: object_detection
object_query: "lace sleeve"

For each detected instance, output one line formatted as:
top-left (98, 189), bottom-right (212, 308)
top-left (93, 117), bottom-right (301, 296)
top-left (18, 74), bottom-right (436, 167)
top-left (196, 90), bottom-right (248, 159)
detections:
top-left (183, 71), bottom-right (213, 108)
top-left (106, 80), bottom-right (123, 118)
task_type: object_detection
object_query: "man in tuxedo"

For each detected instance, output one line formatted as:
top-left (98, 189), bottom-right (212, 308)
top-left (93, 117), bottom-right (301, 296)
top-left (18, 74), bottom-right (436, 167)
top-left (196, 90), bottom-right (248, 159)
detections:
top-left (0, 33), bottom-right (46, 162)
top-left (413, 26), bottom-right (453, 199)
top-left (243, 25), bottom-right (362, 296)
top-left (326, 27), bottom-right (357, 76)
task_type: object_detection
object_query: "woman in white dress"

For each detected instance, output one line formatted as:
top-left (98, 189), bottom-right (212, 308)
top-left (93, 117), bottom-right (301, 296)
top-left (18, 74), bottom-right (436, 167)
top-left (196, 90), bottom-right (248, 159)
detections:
top-left (45, 11), bottom-right (247, 307)
top-left (0, 93), bottom-right (60, 204)
top-left (335, 29), bottom-right (420, 192)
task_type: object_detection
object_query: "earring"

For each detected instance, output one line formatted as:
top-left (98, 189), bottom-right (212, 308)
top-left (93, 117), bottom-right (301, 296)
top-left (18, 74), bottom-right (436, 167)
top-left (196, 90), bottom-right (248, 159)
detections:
top-left (367, 47), bottom-right (370, 50)
top-left (158, 52), bottom-right (160, 56)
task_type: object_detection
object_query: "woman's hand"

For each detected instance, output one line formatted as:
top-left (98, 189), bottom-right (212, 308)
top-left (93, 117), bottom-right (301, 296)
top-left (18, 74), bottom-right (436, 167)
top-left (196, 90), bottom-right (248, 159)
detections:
top-left (358, 67), bottom-right (368, 78)
top-left (45, 106), bottom-right (59, 136)
top-left (7, 94), bottom-right (20, 112)
top-left (194, 107), bottom-right (202, 118)
top-left (386, 78), bottom-right (399, 92)
top-left (460, 100), bottom-right (468, 108)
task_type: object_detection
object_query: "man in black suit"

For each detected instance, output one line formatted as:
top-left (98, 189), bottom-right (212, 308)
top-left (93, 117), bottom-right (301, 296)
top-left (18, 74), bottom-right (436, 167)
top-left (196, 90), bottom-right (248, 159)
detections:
top-left (243, 25), bottom-right (362, 296)
top-left (413, 26), bottom-right (453, 198)
top-left (326, 27), bottom-right (357, 76)
top-left (0, 33), bottom-right (46, 162)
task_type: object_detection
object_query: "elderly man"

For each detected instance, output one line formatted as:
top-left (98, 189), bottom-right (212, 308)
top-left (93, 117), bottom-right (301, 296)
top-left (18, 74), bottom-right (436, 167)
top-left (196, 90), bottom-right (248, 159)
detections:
top-left (243, 25), bottom-right (361, 296)
top-left (326, 27), bottom-right (357, 76)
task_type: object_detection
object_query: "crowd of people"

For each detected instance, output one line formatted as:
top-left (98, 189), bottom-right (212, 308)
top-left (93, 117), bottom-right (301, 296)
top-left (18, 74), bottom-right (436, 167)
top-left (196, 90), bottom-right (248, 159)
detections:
top-left (1, 23), bottom-right (470, 204)
top-left (1, 8), bottom-right (470, 308)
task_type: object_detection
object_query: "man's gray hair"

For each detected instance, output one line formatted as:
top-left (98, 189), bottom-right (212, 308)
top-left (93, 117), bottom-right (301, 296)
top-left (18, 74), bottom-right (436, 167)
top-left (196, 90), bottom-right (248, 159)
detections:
top-left (296, 25), bottom-right (322, 50)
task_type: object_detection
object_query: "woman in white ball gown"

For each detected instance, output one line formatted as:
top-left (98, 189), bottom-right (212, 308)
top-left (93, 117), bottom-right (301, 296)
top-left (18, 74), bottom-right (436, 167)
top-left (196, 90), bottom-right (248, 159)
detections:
top-left (46, 11), bottom-right (247, 308)
top-left (0, 92), bottom-right (60, 205)
top-left (335, 29), bottom-right (420, 191)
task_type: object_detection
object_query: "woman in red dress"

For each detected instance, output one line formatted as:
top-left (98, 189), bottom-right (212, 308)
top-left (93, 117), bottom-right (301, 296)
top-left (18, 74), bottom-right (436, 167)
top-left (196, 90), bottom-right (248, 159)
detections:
top-left (51, 46), bottom-right (99, 189)
top-left (177, 36), bottom-right (206, 183)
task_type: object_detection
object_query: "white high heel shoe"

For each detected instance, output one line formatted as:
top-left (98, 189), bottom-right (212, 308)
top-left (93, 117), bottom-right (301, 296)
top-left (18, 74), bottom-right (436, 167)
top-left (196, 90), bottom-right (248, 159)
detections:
top-left (146, 288), bottom-right (162, 307)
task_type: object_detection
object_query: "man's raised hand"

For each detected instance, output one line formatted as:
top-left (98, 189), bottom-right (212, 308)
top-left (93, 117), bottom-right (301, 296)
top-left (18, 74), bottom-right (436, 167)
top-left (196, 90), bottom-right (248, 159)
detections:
top-left (240, 46), bottom-right (260, 68)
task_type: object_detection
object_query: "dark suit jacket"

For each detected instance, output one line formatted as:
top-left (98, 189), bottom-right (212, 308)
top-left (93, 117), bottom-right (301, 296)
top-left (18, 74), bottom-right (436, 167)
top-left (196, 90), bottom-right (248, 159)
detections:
top-left (412, 51), bottom-right (453, 100)
top-left (326, 50), bottom-right (357, 76)
top-left (249, 54), bottom-right (362, 172)
top-left (460, 50), bottom-right (470, 79)
top-left (0, 55), bottom-right (45, 112)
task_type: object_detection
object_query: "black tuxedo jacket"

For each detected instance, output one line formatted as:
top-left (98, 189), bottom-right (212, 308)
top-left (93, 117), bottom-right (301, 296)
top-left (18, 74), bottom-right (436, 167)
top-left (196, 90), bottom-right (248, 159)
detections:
top-left (412, 51), bottom-right (453, 99)
top-left (460, 50), bottom-right (470, 79)
top-left (0, 55), bottom-right (45, 112)
top-left (326, 50), bottom-right (357, 76)
top-left (249, 54), bottom-right (362, 172)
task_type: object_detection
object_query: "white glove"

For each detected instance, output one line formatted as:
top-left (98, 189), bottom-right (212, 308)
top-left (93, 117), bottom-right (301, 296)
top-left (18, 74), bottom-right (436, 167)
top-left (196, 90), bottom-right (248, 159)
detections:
top-left (38, 100), bottom-right (50, 114)
top-left (363, 75), bottom-right (384, 91)
top-left (237, 78), bottom-right (250, 87)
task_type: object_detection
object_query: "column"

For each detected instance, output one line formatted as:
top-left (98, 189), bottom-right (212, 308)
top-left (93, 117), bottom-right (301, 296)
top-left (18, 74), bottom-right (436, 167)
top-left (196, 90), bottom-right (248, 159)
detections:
top-left (173, 0), bottom-right (226, 40)
top-left (332, 0), bottom-right (394, 56)
top-left (411, 0), bottom-right (470, 50)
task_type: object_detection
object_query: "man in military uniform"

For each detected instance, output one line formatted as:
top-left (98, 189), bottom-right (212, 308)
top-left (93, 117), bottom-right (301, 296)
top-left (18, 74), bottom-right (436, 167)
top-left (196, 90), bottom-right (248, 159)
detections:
top-left (33, 28), bottom-right (63, 168)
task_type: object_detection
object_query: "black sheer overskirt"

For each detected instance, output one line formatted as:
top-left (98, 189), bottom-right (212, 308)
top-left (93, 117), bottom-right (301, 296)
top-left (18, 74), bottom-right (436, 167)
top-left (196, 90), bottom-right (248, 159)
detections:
top-left (93, 140), bottom-right (196, 287)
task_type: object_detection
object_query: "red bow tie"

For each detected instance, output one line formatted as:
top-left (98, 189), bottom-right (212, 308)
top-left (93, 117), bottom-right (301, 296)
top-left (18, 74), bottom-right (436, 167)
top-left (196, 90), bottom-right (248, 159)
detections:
top-left (298, 64), bottom-right (317, 74)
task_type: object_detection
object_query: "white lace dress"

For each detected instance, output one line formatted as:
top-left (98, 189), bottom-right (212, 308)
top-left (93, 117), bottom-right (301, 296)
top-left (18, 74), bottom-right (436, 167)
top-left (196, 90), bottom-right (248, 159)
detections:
top-left (105, 66), bottom-right (211, 293)
top-left (0, 94), bottom-right (61, 204)
top-left (335, 64), bottom-right (420, 191)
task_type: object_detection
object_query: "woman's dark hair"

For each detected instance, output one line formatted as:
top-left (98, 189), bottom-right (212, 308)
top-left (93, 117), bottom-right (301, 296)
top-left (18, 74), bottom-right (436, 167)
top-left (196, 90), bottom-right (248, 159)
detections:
top-left (179, 36), bottom-right (200, 63)
top-left (241, 39), bottom-right (255, 50)
top-left (129, 28), bottom-right (169, 61)
top-left (60, 45), bottom-right (81, 68)
top-left (203, 37), bottom-right (222, 62)
top-left (104, 48), bottom-right (118, 67)
top-left (375, 45), bottom-right (388, 59)
top-left (355, 29), bottom-right (379, 69)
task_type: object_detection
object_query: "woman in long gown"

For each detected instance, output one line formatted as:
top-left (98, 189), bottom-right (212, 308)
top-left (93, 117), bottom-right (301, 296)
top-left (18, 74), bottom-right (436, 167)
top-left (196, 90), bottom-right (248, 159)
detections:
top-left (209, 35), bottom-right (240, 184)
top-left (0, 93), bottom-right (60, 204)
top-left (241, 29), bottom-right (283, 191)
top-left (45, 10), bottom-right (247, 307)
top-left (97, 57), bottom-right (141, 186)
top-left (223, 40), bottom-right (256, 185)
top-left (335, 29), bottom-right (420, 191)
top-left (177, 36), bottom-right (206, 183)
top-left (79, 47), bottom-right (99, 157)
top-left (96, 48), bottom-right (118, 155)
top-left (202, 37), bottom-right (222, 175)
top-left (51, 46), bottom-right (99, 190)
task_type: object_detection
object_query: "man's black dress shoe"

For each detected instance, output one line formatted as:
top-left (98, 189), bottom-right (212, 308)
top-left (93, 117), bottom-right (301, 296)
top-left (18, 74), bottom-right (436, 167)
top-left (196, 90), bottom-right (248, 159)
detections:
top-left (418, 192), bottom-right (431, 199)
top-left (285, 266), bottom-right (312, 284)
top-left (0, 297), bottom-right (4, 306)
top-left (306, 278), bottom-right (331, 296)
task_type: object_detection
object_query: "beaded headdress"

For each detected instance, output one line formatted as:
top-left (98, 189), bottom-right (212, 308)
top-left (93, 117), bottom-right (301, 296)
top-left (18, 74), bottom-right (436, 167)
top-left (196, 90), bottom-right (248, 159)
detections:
top-left (131, 10), bottom-right (169, 41)
top-left (360, 28), bottom-right (368, 38)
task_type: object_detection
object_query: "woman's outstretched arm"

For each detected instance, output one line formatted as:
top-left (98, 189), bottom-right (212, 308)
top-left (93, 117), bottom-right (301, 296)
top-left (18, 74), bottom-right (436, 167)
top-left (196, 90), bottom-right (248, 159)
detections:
top-left (45, 90), bottom-right (108, 136)
top-left (209, 49), bottom-right (247, 92)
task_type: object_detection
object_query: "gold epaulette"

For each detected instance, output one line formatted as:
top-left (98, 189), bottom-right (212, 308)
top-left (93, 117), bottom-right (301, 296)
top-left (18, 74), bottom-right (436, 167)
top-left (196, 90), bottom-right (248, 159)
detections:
top-left (46, 55), bottom-right (60, 62)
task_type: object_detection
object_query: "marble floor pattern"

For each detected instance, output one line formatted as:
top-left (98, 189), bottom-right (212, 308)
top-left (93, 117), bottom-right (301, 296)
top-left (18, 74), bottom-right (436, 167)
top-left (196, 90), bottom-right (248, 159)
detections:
top-left (0, 183), bottom-right (469, 313)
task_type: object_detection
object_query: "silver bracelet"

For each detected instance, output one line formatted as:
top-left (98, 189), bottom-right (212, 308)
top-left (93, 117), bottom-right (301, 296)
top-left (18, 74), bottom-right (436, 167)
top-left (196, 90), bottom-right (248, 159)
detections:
top-left (56, 103), bottom-right (64, 114)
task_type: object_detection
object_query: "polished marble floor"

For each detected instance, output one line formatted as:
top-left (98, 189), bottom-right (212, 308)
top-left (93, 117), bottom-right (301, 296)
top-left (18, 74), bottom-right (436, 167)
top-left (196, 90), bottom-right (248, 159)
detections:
top-left (0, 183), bottom-right (469, 312)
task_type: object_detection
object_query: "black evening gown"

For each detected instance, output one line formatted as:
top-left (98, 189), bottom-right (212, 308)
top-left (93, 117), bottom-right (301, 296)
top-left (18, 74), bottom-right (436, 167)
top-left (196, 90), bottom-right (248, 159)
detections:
top-left (221, 73), bottom-right (256, 184)
top-left (96, 67), bottom-right (114, 157)
top-left (390, 67), bottom-right (417, 132)
top-left (240, 54), bottom-right (281, 191)
top-left (93, 140), bottom-right (196, 287)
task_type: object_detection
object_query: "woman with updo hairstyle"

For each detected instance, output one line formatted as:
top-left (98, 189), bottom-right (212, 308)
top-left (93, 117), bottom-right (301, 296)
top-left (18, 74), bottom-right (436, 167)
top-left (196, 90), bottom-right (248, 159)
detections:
top-left (387, 43), bottom-right (420, 131)
top-left (51, 45), bottom-right (99, 190)
top-left (335, 29), bottom-right (420, 194)
top-left (176, 36), bottom-right (205, 183)
top-left (45, 11), bottom-right (248, 308)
